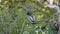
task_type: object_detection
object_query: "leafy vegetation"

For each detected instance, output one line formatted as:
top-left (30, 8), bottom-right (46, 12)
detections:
top-left (0, 0), bottom-right (58, 34)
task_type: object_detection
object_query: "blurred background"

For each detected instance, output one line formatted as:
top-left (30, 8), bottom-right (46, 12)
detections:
top-left (0, 0), bottom-right (59, 34)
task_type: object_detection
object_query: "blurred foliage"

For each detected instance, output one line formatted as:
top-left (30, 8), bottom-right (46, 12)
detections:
top-left (0, 0), bottom-right (58, 34)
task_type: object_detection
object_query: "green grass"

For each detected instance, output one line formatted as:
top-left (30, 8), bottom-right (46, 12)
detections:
top-left (0, 0), bottom-right (58, 34)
